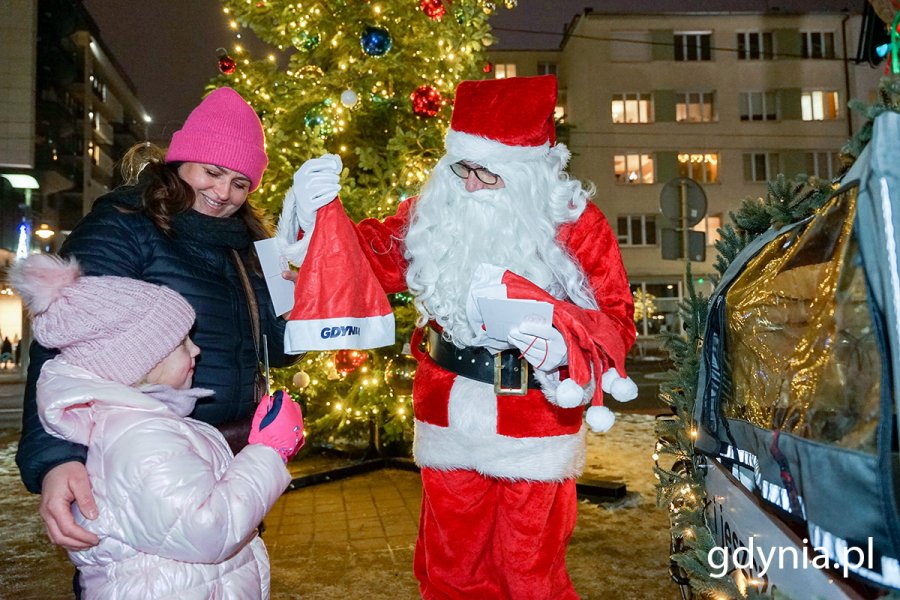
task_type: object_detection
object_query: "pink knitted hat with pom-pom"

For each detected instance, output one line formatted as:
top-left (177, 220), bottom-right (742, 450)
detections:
top-left (10, 255), bottom-right (195, 385)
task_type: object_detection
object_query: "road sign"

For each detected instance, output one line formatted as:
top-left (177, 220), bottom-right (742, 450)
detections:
top-left (660, 177), bottom-right (707, 227)
top-left (661, 229), bottom-right (706, 262)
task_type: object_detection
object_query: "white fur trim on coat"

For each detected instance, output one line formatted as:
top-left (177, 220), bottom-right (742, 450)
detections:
top-left (413, 375), bottom-right (586, 481)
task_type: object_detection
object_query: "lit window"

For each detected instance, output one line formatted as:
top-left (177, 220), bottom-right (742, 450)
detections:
top-left (801, 91), bottom-right (839, 121)
top-left (611, 93), bottom-right (654, 124)
top-left (676, 92), bottom-right (714, 122)
top-left (614, 154), bottom-right (655, 184)
top-left (631, 282), bottom-right (682, 336)
top-left (617, 215), bottom-right (657, 246)
top-left (494, 63), bottom-right (517, 79)
top-left (737, 32), bottom-right (774, 60)
top-left (739, 91), bottom-right (779, 121)
top-left (743, 152), bottom-right (780, 182)
top-left (677, 153), bottom-right (719, 183)
top-left (674, 32), bottom-right (711, 61)
top-left (806, 151), bottom-right (840, 180)
top-left (801, 31), bottom-right (835, 59)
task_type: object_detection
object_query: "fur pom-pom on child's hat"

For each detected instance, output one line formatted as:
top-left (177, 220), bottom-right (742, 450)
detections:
top-left (10, 254), bottom-right (196, 385)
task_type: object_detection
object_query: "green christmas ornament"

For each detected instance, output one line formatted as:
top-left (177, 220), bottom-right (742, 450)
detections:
top-left (304, 105), bottom-right (334, 137)
top-left (292, 31), bottom-right (320, 51)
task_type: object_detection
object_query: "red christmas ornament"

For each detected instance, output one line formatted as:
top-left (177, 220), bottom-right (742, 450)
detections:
top-left (217, 48), bottom-right (236, 75)
top-left (410, 85), bottom-right (442, 118)
top-left (334, 350), bottom-right (368, 375)
top-left (421, 0), bottom-right (446, 20)
top-left (483, 62), bottom-right (493, 73)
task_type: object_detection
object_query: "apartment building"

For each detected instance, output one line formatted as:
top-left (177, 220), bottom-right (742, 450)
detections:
top-left (490, 8), bottom-right (882, 344)
top-left (1, 0), bottom-right (150, 245)
top-left (0, 0), bottom-right (149, 347)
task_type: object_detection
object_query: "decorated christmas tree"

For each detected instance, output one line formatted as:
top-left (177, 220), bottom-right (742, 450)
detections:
top-left (212, 0), bottom-right (515, 453)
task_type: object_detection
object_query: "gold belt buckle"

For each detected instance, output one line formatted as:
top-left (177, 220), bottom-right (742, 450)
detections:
top-left (494, 353), bottom-right (529, 396)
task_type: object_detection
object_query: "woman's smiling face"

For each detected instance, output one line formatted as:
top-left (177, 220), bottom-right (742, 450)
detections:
top-left (178, 162), bottom-right (252, 218)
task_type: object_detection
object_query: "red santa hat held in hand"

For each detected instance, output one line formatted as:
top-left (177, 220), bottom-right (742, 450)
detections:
top-left (280, 198), bottom-right (395, 352)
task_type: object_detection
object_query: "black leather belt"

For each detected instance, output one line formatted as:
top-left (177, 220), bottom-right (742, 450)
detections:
top-left (427, 328), bottom-right (540, 396)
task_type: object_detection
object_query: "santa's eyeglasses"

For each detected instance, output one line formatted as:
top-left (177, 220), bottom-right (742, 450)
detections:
top-left (449, 161), bottom-right (500, 185)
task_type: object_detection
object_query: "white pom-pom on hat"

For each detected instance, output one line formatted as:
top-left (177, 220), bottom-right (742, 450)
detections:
top-left (601, 368), bottom-right (638, 402)
top-left (555, 378), bottom-right (585, 409)
top-left (8, 254), bottom-right (81, 314)
top-left (586, 405), bottom-right (615, 433)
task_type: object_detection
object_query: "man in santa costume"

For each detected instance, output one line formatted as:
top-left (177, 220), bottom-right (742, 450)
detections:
top-left (285, 74), bottom-right (636, 599)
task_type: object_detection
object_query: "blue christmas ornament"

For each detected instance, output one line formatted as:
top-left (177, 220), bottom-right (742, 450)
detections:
top-left (361, 26), bottom-right (392, 57)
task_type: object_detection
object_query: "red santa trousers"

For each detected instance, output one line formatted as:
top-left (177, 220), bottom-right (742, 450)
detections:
top-left (414, 467), bottom-right (579, 600)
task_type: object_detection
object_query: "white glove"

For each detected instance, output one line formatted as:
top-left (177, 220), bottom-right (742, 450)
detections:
top-left (507, 316), bottom-right (567, 373)
top-left (601, 368), bottom-right (638, 402)
top-left (289, 154), bottom-right (342, 231)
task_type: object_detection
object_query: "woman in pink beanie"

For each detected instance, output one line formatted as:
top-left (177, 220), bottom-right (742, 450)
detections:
top-left (12, 253), bottom-right (304, 600)
top-left (15, 87), bottom-right (300, 597)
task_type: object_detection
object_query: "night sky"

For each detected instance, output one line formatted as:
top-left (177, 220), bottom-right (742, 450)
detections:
top-left (81, 0), bottom-right (860, 141)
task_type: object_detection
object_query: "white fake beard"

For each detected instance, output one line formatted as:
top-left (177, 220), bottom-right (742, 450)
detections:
top-left (404, 158), bottom-right (596, 347)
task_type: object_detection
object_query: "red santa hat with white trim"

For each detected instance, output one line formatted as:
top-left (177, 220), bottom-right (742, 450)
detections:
top-left (444, 74), bottom-right (569, 168)
top-left (281, 199), bottom-right (394, 352)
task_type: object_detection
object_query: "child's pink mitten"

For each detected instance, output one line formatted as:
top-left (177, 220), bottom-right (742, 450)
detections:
top-left (248, 390), bottom-right (305, 462)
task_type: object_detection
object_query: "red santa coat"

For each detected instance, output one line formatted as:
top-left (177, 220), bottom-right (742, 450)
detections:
top-left (355, 199), bottom-right (635, 482)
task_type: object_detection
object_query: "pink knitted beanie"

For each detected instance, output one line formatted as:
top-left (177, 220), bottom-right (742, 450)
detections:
top-left (10, 255), bottom-right (196, 386)
top-left (165, 87), bottom-right (268, 192)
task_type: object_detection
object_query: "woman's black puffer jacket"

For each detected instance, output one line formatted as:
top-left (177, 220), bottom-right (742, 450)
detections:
top-left (16, 183), bottom-right (296, 493)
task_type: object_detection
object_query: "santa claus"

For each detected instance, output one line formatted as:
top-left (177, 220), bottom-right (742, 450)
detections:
top-left (281, 75), bottom-right (637, 599)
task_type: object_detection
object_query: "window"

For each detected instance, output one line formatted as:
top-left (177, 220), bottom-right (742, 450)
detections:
top-left (677, 153), bottom-right (719, 183)
top-left (801, 91), bottom-right (839, 120)
top-left (737, 32), bottom-right (774, 60)
top-left (676, 92), bottom-right (714, 122)
top-left (617, 215), bottom-right (657, 246)
top-left (806, 151), bottom-right (840, 179)
top-left (494, 63), bottom-right (517, 79)
top-left (632, 282), bottom-right (681, 336)
top-left (693, 214), bottom-right (723, 246)
top-left (538, 62), bottom-right (557, 76)
top-left (801, 31), bottom-right (835, 59)
top-left (614, 154), bottom-right (655, 184)
top-left (739, 91), bottom-right (779, 121)
top-left (674, 32), bottom-right (712, 61)
top-left (610, 30), bottom-right (652, 62)
top-left (743, 152), bottom-right (780, 182)
top-left (612, 93), bottom-right (653, 123)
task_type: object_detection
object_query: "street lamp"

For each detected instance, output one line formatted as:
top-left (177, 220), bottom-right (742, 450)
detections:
top-left (34, 224), bottom-right (55, 240)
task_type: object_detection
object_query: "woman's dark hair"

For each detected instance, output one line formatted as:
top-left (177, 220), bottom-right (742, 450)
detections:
top-left (115, 142), bottom-right (273, 241)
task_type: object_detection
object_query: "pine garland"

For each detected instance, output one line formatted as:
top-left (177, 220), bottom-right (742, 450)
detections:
top-left (655, 75), bottom-right (900, 598)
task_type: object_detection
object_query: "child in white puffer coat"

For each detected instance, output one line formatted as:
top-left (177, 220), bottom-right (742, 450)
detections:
top-left (11, 254), bottom-right (304, 600)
